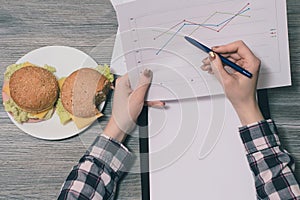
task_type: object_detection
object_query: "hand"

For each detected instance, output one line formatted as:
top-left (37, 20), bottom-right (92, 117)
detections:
top-left (201, 40), bottom-right (264, 125)
top-left (104, 69), bottom-right (164, 142)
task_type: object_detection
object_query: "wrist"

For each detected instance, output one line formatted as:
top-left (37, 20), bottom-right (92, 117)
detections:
top-left (233, 101), bottom-right (264, 126)
top-left (103, 117), bottom-right (126, 142)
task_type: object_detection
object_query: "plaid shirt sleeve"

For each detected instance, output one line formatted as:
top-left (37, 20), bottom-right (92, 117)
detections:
top-left (239, 119), bottom-right (300, 200)
top-left (57, 134), bottom-right (134, 200)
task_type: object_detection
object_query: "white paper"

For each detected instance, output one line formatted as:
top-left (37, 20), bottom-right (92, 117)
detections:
top-left (148, 96), bottom-right (256, 199)
top-left (110, 0), bottom-right (135, 75)
top-left (110, 0), bottom-right (135, 8)
top-left (110, 29), bottom-right (127, 75)
top-left (115, 0), bottom-right (291, 101)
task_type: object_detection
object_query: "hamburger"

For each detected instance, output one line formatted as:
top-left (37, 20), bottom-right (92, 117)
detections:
top-left (2, 62), bottom-right (59, 123)
top-left (56, 65), bottom-right (113, 129)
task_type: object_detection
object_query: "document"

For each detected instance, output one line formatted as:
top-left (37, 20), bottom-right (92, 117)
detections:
top-left (148, 97), bottom-right (256, 199)
top-left (115, 0), bottom-right (290, 100)
top-left (110, 0), bottom-right (133, 75)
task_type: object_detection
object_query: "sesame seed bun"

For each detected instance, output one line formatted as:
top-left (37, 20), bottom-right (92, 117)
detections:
top-left (61, 68), bottom-right (111, 118)
top-left (9, 66), bottom-right (59, 113)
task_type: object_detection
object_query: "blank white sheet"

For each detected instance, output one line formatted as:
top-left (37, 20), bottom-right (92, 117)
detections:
top-left (148, 96), bottom-right (256, 199)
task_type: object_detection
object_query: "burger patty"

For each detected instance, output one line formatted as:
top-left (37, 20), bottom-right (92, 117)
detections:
top-left (61, 68), bottom-right (111, 118)
top-left (9, 66), bottom-right (59, 113)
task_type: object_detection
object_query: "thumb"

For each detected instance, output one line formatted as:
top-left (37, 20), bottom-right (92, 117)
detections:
top-left (209, 52), bottom-right (231, 83)
top-left (131, 69), bottom-right (153, 103)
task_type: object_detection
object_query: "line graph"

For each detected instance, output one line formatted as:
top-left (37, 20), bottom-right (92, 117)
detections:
top-left (155, 3), bottom-right (251, 55)
top-left (116, 0), bottom-right (289, 102)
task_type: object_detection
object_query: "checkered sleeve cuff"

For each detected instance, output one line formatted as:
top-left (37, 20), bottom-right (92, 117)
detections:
top-left (239, 119), bottom-right (280, 154)
top-left (86, 135), bottom-right (134, 174)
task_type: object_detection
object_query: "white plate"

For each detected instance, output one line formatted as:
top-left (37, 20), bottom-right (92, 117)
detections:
top-left (5, 46), bottom-right (102, 140)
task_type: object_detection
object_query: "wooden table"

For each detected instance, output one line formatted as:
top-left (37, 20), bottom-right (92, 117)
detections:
top-left (0, 1), bottom-right (299, 199)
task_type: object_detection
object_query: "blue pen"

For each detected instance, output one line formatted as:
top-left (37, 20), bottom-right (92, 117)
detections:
top-left (184, 36), bottom-right (252, 78)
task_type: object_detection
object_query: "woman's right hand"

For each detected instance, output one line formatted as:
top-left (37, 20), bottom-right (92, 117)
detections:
top-left (201, 40), bottom-right (264, 125)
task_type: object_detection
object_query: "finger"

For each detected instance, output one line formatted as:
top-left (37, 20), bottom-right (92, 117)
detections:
top-left (202, 57), bottom-right (210, 65)
top-left (208, 69), bottom-right (214, 74)
top-left (201, 58), bottom-right (212, 72)
top-left (209, 52), bottom-right (231, 82)
top-left (116, 74), bottom-right (131, 88)
top-left (220, 56), bottom-right (242, 68)
top-left (212, 40), bottom-right (254, 58)
top-left (200, 64), bottom-right (212, 71)
top-left (115, 74), bottom-right (133, 95)
top-left (220, 53), bottom-right (242, 61)
top-left (131, 69), bottom-right (153, 103)
top-left (146, 101), bottom-right (166, 108)
top-left (211, 41), bottom-right (241, 54)
top-left (236, 59), bottom-right (244, 67)
top-left (227, 57), bottom-right (237, 63)
top-left (224, 65), bottom-right (236, 74)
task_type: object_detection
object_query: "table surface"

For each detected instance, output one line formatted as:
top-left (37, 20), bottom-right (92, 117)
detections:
top-left (0, 1), bottom-right (299, 199)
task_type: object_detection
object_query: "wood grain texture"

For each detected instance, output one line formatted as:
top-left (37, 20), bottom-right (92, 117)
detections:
top-left (0, 0), bottom-right (299, 199)
top-left (268, 0), bottom-right (300, 178)
top-left (0, 0), bottom-right (140, 199)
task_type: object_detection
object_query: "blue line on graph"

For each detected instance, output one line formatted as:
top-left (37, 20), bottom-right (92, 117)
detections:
top-left (184, 8), bottom-right (250, 28)
top-left (155, 6), bottom-right (250, 55)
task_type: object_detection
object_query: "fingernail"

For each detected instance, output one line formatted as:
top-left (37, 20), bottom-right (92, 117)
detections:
top-left (152, 102), bottom-right (166, 108)
top-left (208, 70), bottom-right (214, 75)
top-left (209, 51), bottom-right (215, 60)
top-left (143, 68), bottom-right (152, 78)
top-left (200, 65), bottom-right (210, 71)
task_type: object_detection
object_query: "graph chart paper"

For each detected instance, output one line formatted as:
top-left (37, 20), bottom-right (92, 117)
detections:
top-left (115, 0), bottom-right (290, 101)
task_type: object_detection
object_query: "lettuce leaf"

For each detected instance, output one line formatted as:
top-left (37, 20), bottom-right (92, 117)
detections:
top-left (95, 64), bottom-right (114, 82)
top-left (4, 62), bottom-right (56, 81)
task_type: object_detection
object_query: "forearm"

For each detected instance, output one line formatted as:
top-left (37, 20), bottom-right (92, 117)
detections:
top-left (58, 135), bottom-right (134, 200)
top-left (239, 120), bottom-right (300, 199)
top-left (232, 98), bottom-right (264, 126)
top-left (104, 117), bottom-right (127, 143)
